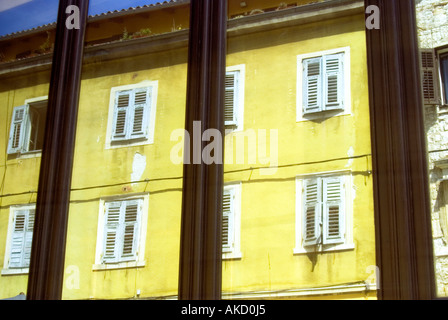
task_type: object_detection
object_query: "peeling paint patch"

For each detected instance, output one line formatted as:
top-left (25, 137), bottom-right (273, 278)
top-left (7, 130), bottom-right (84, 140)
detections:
top-left (131, 153), bottom-right (146, 182)
top-left (346, 147), bottom-right (354, 168)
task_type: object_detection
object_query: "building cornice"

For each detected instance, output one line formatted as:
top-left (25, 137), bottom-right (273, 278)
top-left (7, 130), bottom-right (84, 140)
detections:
top-left (0, 0), bottom-right (364, 80)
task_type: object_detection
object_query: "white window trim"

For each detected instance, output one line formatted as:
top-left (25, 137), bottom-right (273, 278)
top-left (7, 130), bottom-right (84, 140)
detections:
top-left (1, 204), bottom-right (35, 276)
top-left (93, 193), bottom-right (149, 270)
top-left (438, 46), bottom-right (448, 106)
top-left (7, 96), bottom-right (48, 158)
top-left (296, 47), bottom-right (351, 122)
top-left (105, 81), bottom-right (158, 149)
top-left (223, 182), bottom-right (242, 260)
top-left (225, 65), bottom-right (245, 133)
top-left (294, 170), bottom-right (354, 254)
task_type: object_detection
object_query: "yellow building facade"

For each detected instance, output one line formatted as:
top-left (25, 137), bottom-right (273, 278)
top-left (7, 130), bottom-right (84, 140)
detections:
top-left (0, 0), bottom-right (376, 300)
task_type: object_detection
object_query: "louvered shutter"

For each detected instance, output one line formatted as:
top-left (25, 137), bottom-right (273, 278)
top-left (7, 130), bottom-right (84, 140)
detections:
top-left (421, 49), bottom-right (441, 105)
top-left (7, 105), bottom-right (30, 154)
top-left (222, 188), bottom-right (235, 253)
top-left (302, 179), bottom-right (321, 247)
top-left (322, 177), bottom-right (345, 245)
top-left (103, 200), bottom-right (141, 264)
top-left (130, 88), bottom-right (150, 139)
top-left (23, 209), bottom-right (35, 267)
top-left (112, 91), bottom-right (131, 141)
top-left (9, 209), bottom-right (34, 268)
top-left (324, 53), bottom-right (344, 111)
top-left (102, 202), bottom-right (121, 263)
top-left (121, 200), bottom-right (141, 261)
top-left (303, 57), bottom-right (323, 115)
top-left (225, 71), bottom-right (238, 126)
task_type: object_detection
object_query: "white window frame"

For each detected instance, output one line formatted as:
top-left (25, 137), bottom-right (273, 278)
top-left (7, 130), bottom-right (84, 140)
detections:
top-left (93, 193), bottom-right (149, 270)
top-left (6, 96), bottom-right (48, 157)
top-left (296, 47), bottom-right (351, 122)
top-left (2, 204), bottom-right (35, 275)
top-left (105, 81), bottom-right (158, 149)
top-left (223, 182), bottom-right (242, 260)
top-left (294, 171), bottom-right (354, 254)
top-left (225, 65), bottom-right (245, 133)
top-left (438, 46), bottom-right (448, 106)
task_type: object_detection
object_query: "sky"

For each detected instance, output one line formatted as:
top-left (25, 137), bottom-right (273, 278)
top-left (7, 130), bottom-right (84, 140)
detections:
top-left (0, 0), bottom-right (164, 37)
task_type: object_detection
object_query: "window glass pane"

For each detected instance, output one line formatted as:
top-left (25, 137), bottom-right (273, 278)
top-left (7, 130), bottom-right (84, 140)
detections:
top-left (222, 0), bottom-right (377, 300)
top-left (0, 0), bottom-right (56, 300)
top-left (61, 0), bottom-right (189, 300)
top-left (417, 0), bottom-right (448, 298)
top-left (441, 54), bottom-right (448, 103)
top-left (0, 0), bottom-right (381, 302)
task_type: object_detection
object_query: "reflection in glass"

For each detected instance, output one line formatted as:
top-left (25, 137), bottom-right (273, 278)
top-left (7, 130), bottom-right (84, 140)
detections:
top-left (222, 0), bottom-right (377, 300)
top-left (0, 0), bottom-right (57, 300)
top-left (417, 0), bottom-right (448, 298)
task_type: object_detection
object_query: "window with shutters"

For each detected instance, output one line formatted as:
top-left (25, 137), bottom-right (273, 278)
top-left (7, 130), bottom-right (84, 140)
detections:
top-left (106, 81), bottom-right (158, 149)
top-left (297, 47), bottom-right (351, 121)
top-left (7, 97), bottom-right (47, 155)
top-left (225, 65), bottom-right (245, 132)
top-left (94, 195), bottom-right (149, 270)
top-left (420, 48), bottom-right (448, 107)
top-left (222, 183), bottom-right (242, 260)
top-left (294, 172), bottom-right (354, 254)
top-left (2, 205), bottom-right (35, 275)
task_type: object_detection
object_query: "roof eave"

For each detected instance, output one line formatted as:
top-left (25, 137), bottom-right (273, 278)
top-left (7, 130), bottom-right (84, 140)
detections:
top-left (0, 0), bottom-right (190, 42)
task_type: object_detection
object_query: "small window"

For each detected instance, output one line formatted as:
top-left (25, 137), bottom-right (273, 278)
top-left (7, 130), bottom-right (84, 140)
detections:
top-left (225, 65), bottom-right (245, 132)
top-left (111, 88), bottom-right (151, 143)
top-left (101, 199), bottom-right (142, 264)
top-left (106, 81), bottom-right (158, 149)
top-left (2, 205), bottom-right (35, 275)
top-left (297, 48), bottom-right (350, 121)
top-left (222, 183), bottom-right (242, 259)
top-left (295, 173), bottom-right (354, 254)
top-left (94, 195), bottom-right (148, 270)
top-left (7, 100), bottom-right (47, 155)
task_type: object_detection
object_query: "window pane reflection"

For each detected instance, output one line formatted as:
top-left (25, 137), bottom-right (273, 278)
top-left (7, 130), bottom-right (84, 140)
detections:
top-left (222, 0), bottom-right (377, 300)
top-left (0, 0), bottom-right (57, 300)
top-left (417, 0), bottom-right (448, 298)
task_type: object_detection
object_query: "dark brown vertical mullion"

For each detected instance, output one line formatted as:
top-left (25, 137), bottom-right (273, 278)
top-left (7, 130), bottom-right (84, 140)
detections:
top-left (365, 0), bottom-right (435, 300)
top-left (178, 0), bottom-right (226, 300)
top-left (27, 0), bottom-right (89, 300)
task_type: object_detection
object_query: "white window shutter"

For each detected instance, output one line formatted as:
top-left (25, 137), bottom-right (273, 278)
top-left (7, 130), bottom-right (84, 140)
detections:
top-left (225, 71), bottom-right (238, 126)
top-left (130, 88), bottom-right (150, 139)
top-left (303, 58), bottom-right (323, 115)
top-left (23, 209), bottom-right (35, 267)
top-left (102, 199), bottom-right (142, 264)
top-left (302, 179), bottom-right (322, 247)
top-left (222, 188), bottom-right (235, 253)
top-left (111, 91), bottom-right (131, 141)
top-left (7, 105), bottom-right (30, 154)
top-left (9, 209), bottom-right (34, 269)
top-left (323, 53), bottom-right (344, 111)
top-left (121, 200), bottom-right (141, 261)
top-left (102, 202), bottom-right (121, 263)
top-left (322, 177), bottom-right (345, 245)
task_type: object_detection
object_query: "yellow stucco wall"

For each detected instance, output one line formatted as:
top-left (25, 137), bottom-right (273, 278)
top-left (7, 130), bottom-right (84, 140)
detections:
top-left (220, 13), bottom-right (374, 296)
top-left (0, 2), bottom-right (375, 300)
